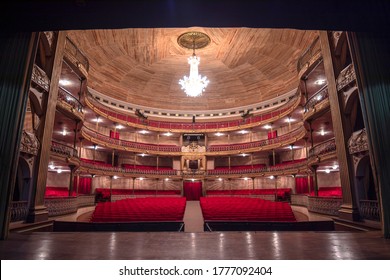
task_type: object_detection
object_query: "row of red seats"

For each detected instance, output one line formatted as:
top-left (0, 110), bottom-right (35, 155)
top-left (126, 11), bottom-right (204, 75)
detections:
top-left (200, 197), bottom-right (296, 222)
top-left (45, 186), bottom-right (76, 197)
top-left (95, 188), bottom-right (181, 199)
top-left (206, 188), bottom-right (292, 200)
top-left (122, 164), bottom-right (173, 170)
top-left (91, 197), bottom-right (186, 222)
top-left (309, 186), bottom-right (342, 197)
top-left (214, 164), bottom-right (266, 170)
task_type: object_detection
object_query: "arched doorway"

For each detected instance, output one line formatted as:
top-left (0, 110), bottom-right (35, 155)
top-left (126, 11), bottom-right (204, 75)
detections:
top-left (13, 157), bottom-right (33, 202)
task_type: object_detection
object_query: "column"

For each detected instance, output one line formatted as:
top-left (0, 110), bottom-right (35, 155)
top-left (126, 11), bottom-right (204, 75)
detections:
top-left (28, 32), bottom-right (66, 223)
top-left (0, 32), bottom-right (39, 239)
top-left (111, 150), bottom-right (115, 167)
top-left (109, 176), bottom-right (113, 202)
top-left (312, 165), bottom-right (319, 197)
top-left (320, 31), bottom-right (359, 221)
top-left (68, 165), bottom-right (76, 196)
top-left (274, 175), bottom-right (278, 201)
top-left (252, 177), bottom-right (255, 191)
top-left (132, 177), bottom-right (135, 196)
top-left (348, 31), bottom-right (390, 237)
top-left (292, 174), bottom-right (297, 194)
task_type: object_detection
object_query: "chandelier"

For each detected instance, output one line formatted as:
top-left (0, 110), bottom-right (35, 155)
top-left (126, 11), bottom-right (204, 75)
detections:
top-left (178, 32), bottom-right (211, 98)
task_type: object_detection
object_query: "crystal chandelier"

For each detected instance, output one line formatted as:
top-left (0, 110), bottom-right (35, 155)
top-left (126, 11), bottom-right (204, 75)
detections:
top-left (177, 31), bottom-right (211, 98)
top-left (179, 52), bottom-right (209, 97)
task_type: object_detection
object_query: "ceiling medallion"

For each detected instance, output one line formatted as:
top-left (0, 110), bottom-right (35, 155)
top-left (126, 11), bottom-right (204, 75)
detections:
top-left (178, 32), bottom-right (211, 98)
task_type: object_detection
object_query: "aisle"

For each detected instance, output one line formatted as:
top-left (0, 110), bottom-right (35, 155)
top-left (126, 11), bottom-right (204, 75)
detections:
top-left (183, 201), bottom-right (204, 232)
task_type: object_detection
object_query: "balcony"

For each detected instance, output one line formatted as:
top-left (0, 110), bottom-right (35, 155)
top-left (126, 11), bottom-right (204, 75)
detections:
top-left (303, 85), bottom-right (330, 121)
top-left (85, 91), bottom-right (301, 133)
top-left (63, 37), bottom-right (89, 78)
top-left (50, 141), bottom-right (80, 165)
top-left (308, 138), bottom-right (337, 165)
top-left (297, 36), bottom-right (322, 77)
top-left (57, 87), bottom-right (84, 120)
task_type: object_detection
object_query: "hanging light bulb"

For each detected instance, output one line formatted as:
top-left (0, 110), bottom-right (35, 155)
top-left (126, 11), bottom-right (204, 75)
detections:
top-left (179, 53), bottom-right (209, 97)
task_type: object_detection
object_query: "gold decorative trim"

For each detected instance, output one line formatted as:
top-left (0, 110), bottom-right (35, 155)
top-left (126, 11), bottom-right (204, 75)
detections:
top-left (177, 31), bottom-right (211, 50)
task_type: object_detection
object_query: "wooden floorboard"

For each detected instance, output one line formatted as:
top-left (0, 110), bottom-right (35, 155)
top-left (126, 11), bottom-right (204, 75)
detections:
top-left (0, 230), bottom-right (388, 260)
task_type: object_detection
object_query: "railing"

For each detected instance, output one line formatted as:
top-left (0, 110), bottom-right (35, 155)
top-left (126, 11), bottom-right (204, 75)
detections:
top-left (268, 160), bottom-right (307, 172)
top-left (348, 128), bottom-right (368, 155)
top-left (308, 196), bottom-right (342, 216)
top-left (337, 64), bottom-right (356, 92)
top-left (20, 130), bottom-right (39, 156)
top-left (360, 200), bottom-right (380, 221)
top-left (31, 64), bottom-right (50, 91)
top-left (291, 194), bottom-right (309, 207)
top-left (207, 166), bottom-right (267, 176)
top-left (80, 161), bottom-right (178, 176)
top-left (297, 36), bottom-right (321, 72)
top-left (207, 126), bottom-right (306, 152)
top-left (64, 37), bottom-right (89, 72)
top-left (44, 195), bottom-right (95, 217)
top-left (304, 85), bottom-right (329, 113)
top-left (82, 126), bottom-right (182, 153)
top-left (86, 90), bottom-right (300, 132)
top-left (51, 141), bottom-right (79, 158)
top-left (10, 201), bottom-right (29, 222)
top-left (309, 138), bottom-right (336, 158)
top-left (58, 87), bottom-right (84, 113)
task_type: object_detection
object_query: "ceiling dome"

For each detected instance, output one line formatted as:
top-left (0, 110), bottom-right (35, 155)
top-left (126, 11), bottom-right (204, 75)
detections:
top-left (68, 27), bottom-right (318, 111)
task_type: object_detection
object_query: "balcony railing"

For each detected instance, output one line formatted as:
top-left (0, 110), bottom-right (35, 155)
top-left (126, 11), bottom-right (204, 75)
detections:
top-left (337, 64), bottom-right (356, 92)
top-left (309, 138), bottom-right (336, 158)
top-left (58, 87), bottom-right (84, 113)
top-left (10, 201), bottom-right (29, 222)
top-left (31, 64), bottom-right (50, 91)
top-left (51, 141), bottom-right (79, 158)
top-left (304, 85), bottom-right (329, 113)
top-left (297, 36), bottom-right (321, 73)
top-left (80, 161), bottom-right (178, 176)
top-left (82, 126), bottom-right (182, 153)
top-left (207, 126), bottom-right (306, 152)
top-left (86, 91), bottom-right (299, 132)
top-left (64, 37), bottom-right (89, 72)
top-left (360, 200), bottom-right (380, 221)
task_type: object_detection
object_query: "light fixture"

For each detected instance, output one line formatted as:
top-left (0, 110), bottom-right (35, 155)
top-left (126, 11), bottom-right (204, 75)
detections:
top-left (320, 129), bottom-right (325, 136)
top-left (138, 130), bottom-right (149, 134)
top-left (165, 178), bottom-right (169, 181)
top-left (178, 32), bottom-right (211, 98)
top-left (49, 163), bottom-right (55, 170)
top-left (113, 175), bottom-right (118, 179)
top-left (59, 79), bottom-right (71, 86)
top-left (92, 117), bottom-right (102, 123)
top-left (191, 178), bottom-right (195, 182)
top-left (239, 130), bottom-right (249, 134)
top-left (333, 164), bottom-right (338, 170)
top-left (314, 79), bottom-right (326, 85)
top-left (139, 177), bottom-right (144, 181)
top-left (163, 132), bottom-right (173, 136)
top-left (325, 169), bottom-right (330, 173)
top-left (93, 144), bottom-right (98, 150)
top-left (215, 132), bottom-right (224, 136)
top-left (289, 144), bottom-right (294, 150)
top-left (116, 124), bottom-right (124, 130)
top-left (264, 124), bottom-right (272, 129)
top-left (57, 169), bottom-right (62, 174)
top-left (62, 129), bottom-right (67, 136)
top-left (286, 117), bottom-right (292, 123)
top-left (270, 175), bottom-right (275, 179)
top-left (140, 153), bottom-right (146, 157)
top-left (218, 178), bottom-right (223, 181)
top-left (244, 177), bottom-right (249, 181)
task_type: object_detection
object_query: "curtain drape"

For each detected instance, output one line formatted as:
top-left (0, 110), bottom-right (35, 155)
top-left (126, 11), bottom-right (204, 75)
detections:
top-left (74, 177), bottom-right (92, 194)
top-left (183, 181), bottom-right (202, 201)
top-left (295, 176), bottom-right (314, 194)
top-left (110, 130), bottom-right (120, 139)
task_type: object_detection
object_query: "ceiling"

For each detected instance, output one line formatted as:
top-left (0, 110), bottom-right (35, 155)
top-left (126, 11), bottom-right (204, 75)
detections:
top-left (68, 28), bottom-right (318, 111)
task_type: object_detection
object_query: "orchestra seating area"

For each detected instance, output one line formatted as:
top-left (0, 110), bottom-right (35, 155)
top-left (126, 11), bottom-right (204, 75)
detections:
top-left (310, 186), bottom-right (342, 197)
top-left (95, 188), bottom-right (181, 200)
top-left (206, 188), bottom-right (292, 200)
top-left (90, 197), bottom-right (186, 222)
top-left (200, 197), bottom-right (296, 222)
top-left (45, 186), bottom-right (76, 197)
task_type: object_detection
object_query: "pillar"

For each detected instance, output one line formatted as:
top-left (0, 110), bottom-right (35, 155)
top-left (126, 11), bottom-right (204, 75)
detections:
top-left (320, 31), bottom-right (359, 221)
top-left (28, 31), bottom-right (66, 223)
top-left (68, 165), bottom-right (76, 196)
top-left (109, 176), bottom-right (113, 202)
top-left (312, 165), bottom-right (319, 197)
top-left (0, 32), bottom-right (39, 239)
top-left (348, 31), bottom-right (390, 237)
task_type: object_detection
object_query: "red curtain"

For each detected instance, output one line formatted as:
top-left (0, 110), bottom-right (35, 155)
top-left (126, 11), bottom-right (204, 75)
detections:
top-left (110, 130), bottom-right (120, 139)
top-left (74, 177), bottom-right (92, 194)
top-left (183, 181), bottom-right (202, 201)
top-left (295, 176), bottom-right (314, 194)
top-left (267, 131), bottom-right (278, 139)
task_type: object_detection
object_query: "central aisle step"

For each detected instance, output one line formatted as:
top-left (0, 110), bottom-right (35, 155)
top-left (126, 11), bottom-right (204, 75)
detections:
top-left (183, 201), bottom-right (204, 232)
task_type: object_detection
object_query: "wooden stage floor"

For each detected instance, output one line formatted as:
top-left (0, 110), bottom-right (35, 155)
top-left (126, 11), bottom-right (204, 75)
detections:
top-left (1, 230), bottom-right (390, 260)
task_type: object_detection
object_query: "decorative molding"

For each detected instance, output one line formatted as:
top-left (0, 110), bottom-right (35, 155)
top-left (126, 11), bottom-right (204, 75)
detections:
top-left (31, 64), bottom-right (50, 92)
top-left (44, 31), bottom-right (54, 48)
top-left (291, 194), bottom-right (309, 207)
top-left (337, 64), bottom-right (356, 92)
top-left (182, 143), bottom-right (206, 153)
top-left (348, 128), bottom-right (368, 154)
top-left (19, 130), bottom-right (40, 156)
top-left (10, 201), bottom-right (29, 222)
top-left (359, 200), bottom-right (380, 221)
top-left (331, 31), bottom-right (343, 49)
